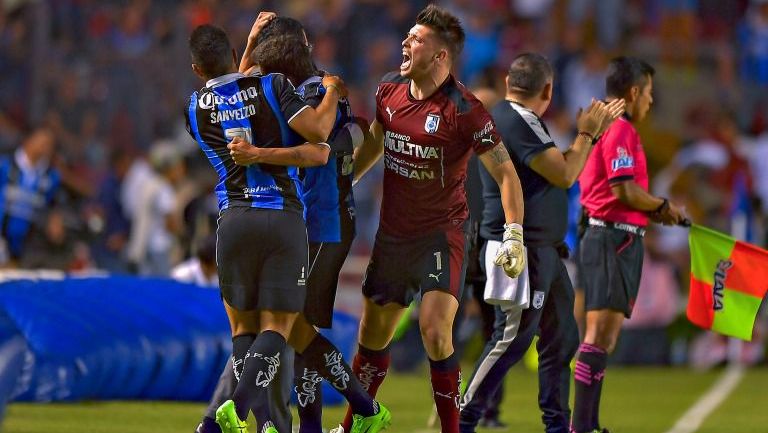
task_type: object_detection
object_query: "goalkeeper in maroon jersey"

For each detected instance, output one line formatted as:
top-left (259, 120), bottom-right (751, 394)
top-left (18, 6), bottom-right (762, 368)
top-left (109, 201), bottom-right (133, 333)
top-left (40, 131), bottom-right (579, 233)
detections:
top-left (336, 5), bottom-right (525, 433)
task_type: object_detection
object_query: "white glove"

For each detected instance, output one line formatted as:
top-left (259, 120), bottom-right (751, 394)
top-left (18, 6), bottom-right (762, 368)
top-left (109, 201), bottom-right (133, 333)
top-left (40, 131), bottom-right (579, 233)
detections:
top-left (494, 223), bottom-right (525, 278)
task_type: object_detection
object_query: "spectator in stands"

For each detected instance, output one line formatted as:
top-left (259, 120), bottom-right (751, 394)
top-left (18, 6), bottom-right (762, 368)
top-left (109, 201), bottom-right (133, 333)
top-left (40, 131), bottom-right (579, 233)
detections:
top-left (562, 45), bottom-right (608, 119)
top-left (171, 234), bottom-right (217, 287)
top-left (738, 0), bottom-right (768, 124)
top-left (125, 140), bottom-right (185, 276)
top-left (0, 125), bottom-right (60, 266)
top-left (19, 208), bottom-right (75, 271)
top-left (90, 148), bottom-right (133, 273)
top-left (567, 0), bottom-right (625, 50)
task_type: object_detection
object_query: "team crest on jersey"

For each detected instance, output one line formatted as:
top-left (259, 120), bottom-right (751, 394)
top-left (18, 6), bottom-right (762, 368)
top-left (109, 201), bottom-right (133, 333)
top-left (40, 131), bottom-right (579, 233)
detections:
top-left (532, 291), bottom-right (545, 309)
top-left (611, 147), bottom-right (634, 172)
top-left (425, 113), bottom-right (441, 134)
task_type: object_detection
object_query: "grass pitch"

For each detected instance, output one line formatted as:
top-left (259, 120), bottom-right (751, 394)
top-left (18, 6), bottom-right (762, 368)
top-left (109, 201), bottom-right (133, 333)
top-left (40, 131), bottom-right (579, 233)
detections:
top-left (4, 366), bottom-right (767, 433)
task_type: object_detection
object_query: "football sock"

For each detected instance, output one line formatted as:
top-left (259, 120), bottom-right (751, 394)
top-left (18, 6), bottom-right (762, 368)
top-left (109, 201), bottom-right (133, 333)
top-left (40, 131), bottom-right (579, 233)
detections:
top-left (302, 334), bottom-right (377, 417)
top-left (429, 353), bottom-right (461, 433)
top-left (232, 331), bottom-right (286, 429)
top-left (572, 343), bottom-right (607, 432)
top-left (341, 344), bottom-right (390, 430)
top-left (294, 351), bottom-right (324, 433)
top-left (232, 334), bottom-right (258, 382)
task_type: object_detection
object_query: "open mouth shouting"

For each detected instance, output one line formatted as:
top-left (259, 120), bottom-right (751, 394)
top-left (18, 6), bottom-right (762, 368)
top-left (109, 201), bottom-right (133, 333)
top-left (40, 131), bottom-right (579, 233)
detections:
top-left (400, 51), bottom-right (412, 72)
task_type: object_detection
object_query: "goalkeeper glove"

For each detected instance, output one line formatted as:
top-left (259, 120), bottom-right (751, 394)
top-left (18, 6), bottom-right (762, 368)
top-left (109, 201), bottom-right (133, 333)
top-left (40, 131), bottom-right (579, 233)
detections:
top-left (494, 223), bottom-right (525, 278)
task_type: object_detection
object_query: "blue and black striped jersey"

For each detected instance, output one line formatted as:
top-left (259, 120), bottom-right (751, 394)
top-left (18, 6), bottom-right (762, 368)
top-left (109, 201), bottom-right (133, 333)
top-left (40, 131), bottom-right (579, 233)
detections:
top-left (0, 151), bottom-right (60, 259)
top-left (297, 76), bottom-right (356, 243)
top-left (185, 72), bottom-right (309, 214)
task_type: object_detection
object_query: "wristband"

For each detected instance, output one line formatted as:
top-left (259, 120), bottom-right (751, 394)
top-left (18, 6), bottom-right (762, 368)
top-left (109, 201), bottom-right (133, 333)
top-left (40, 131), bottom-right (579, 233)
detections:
top-left (577, 131), bottom-right (594, 144)
top-left (325, 84), bottom-right (341, 96)
top-left (654, 197), bottom-right (669, 213)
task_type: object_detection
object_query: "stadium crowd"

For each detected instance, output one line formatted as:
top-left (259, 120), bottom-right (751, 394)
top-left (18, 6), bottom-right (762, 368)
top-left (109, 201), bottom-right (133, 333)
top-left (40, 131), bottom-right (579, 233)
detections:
top-left (0, 0), bottom-right (766, 370)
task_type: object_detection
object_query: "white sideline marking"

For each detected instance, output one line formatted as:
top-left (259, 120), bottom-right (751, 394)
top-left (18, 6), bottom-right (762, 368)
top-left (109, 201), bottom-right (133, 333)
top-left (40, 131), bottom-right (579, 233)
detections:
top-left (664, 365), bottom-right (745, 433)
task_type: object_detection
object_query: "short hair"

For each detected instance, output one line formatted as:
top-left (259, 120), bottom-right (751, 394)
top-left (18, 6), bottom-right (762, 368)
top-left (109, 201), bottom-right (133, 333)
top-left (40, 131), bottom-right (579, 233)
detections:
top-left (416, 4), bottom-right (465, 59)
top-left (256, 16), bottom-right (306, 46)
top-left (605, 56), bottom-right (655, 98)
top-left (506, 53), bottom-right (553, 98)
top-left (254, 35), bottom-right (315, 85)
top-left (189, 24), bottom-right (233, 78)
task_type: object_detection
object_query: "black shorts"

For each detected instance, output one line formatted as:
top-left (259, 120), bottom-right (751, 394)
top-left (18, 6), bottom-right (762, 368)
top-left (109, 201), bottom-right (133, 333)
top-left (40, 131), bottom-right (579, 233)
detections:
top-left (216, 207), bottom-right (307, 312)
top-left (304, 213), bottom-right (355, 328)
top-left (578, 226), bottom-right (644, 318)
top-left (362, 224), bottom-right (469, 307)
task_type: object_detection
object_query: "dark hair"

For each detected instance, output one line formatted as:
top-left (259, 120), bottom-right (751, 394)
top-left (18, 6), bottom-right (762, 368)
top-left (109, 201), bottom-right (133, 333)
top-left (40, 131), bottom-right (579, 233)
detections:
top-left (507, 53), bottom-right (553, 98)
top-left (254, 35), bottom-right (315, 85)
top-left (189, 24), bottom-right (233, 78)
top-left (605, 56), bottom-right (655, 98)
top-left (256, 16), bottom-right (307, 46)
top-left (416, 4), bottom-right (465, 59)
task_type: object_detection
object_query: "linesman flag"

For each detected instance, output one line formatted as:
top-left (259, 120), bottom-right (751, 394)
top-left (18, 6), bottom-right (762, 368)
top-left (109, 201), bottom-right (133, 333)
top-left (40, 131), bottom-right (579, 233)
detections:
top-left (687, 224), bottom-right (768, 341)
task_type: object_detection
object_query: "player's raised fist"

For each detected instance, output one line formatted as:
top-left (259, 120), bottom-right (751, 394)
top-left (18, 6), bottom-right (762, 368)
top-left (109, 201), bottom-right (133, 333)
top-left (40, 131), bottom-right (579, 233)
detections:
top-left (322, 75), bottom-right (348, 97)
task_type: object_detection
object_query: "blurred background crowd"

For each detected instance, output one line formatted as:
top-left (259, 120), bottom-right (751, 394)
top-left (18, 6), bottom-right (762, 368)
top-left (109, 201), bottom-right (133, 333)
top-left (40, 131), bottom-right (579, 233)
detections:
top-left (0, 0), bottom-right (766, 368)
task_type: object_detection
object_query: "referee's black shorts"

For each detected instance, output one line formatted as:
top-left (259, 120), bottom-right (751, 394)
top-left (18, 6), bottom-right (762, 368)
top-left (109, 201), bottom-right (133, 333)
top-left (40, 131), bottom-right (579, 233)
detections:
top-left (578, 226), bottom-right (644, 318)
top-left (304, 212), bottom-right (355, 328)
top-left (216, 207), bottom-right (307, 312)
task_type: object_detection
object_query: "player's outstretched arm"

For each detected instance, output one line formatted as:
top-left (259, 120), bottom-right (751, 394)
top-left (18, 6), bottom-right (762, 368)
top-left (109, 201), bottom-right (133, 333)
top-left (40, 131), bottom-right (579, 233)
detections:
top-left (353, 118), bottom-right (384, 182)
top-left (611, 181), bottom-right (685, 225)
top-left (239, 11), bottom-right (276, 74)
top-left (228, 136), bottom-right (330, 167)
top-left (288, 75), bottom-right (348, 144)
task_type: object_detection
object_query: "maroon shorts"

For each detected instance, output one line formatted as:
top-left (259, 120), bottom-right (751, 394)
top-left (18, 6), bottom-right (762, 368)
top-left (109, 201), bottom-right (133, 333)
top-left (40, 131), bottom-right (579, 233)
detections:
top-left (362, 224), bottom-right (469, 306)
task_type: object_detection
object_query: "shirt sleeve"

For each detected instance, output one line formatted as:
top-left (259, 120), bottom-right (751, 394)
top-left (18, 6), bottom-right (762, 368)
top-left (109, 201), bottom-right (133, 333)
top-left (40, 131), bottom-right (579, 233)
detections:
top-left (374, 83), bottom-right (386, 125)
top-left (505, 109), bottom-right (556, 167)
top-left (461, 99), bottom-right (501, 155)
top-left (271, 73), bottom-right (310, 124)
top-left (600, 122), bottom-right (637, 184)
top-left (184, 96), bottom-right (194, 139)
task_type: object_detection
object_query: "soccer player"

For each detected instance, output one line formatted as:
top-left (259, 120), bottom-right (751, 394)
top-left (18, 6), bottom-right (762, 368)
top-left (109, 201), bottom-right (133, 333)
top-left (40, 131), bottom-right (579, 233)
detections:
top-left (340, 5), bottom-right (525, 433)
top-left (185, 24), bottom-right (347, 433)
top-left (573, 57), bottom-right (686, 433)
top-left (197, 16), bottom-right (390, 433)
top-left (250, 34), bottom-right (391, 433)
top-left (458, 53), bottom-right (624, 433)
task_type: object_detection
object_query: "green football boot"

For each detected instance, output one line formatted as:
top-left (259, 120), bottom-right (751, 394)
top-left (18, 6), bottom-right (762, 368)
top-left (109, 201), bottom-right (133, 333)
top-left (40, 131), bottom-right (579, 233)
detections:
top-left (350, 402), bottom-right (392, 433)
top-left (215, 400), bottom-right (248, 433)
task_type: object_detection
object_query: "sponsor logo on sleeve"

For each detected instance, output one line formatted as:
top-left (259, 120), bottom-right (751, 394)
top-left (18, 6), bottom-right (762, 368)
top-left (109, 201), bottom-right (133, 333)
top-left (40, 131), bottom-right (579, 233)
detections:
top-left (611, 147), bottom-right (634, 172)
top-left (472, 120), bottom-right (495, 142)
